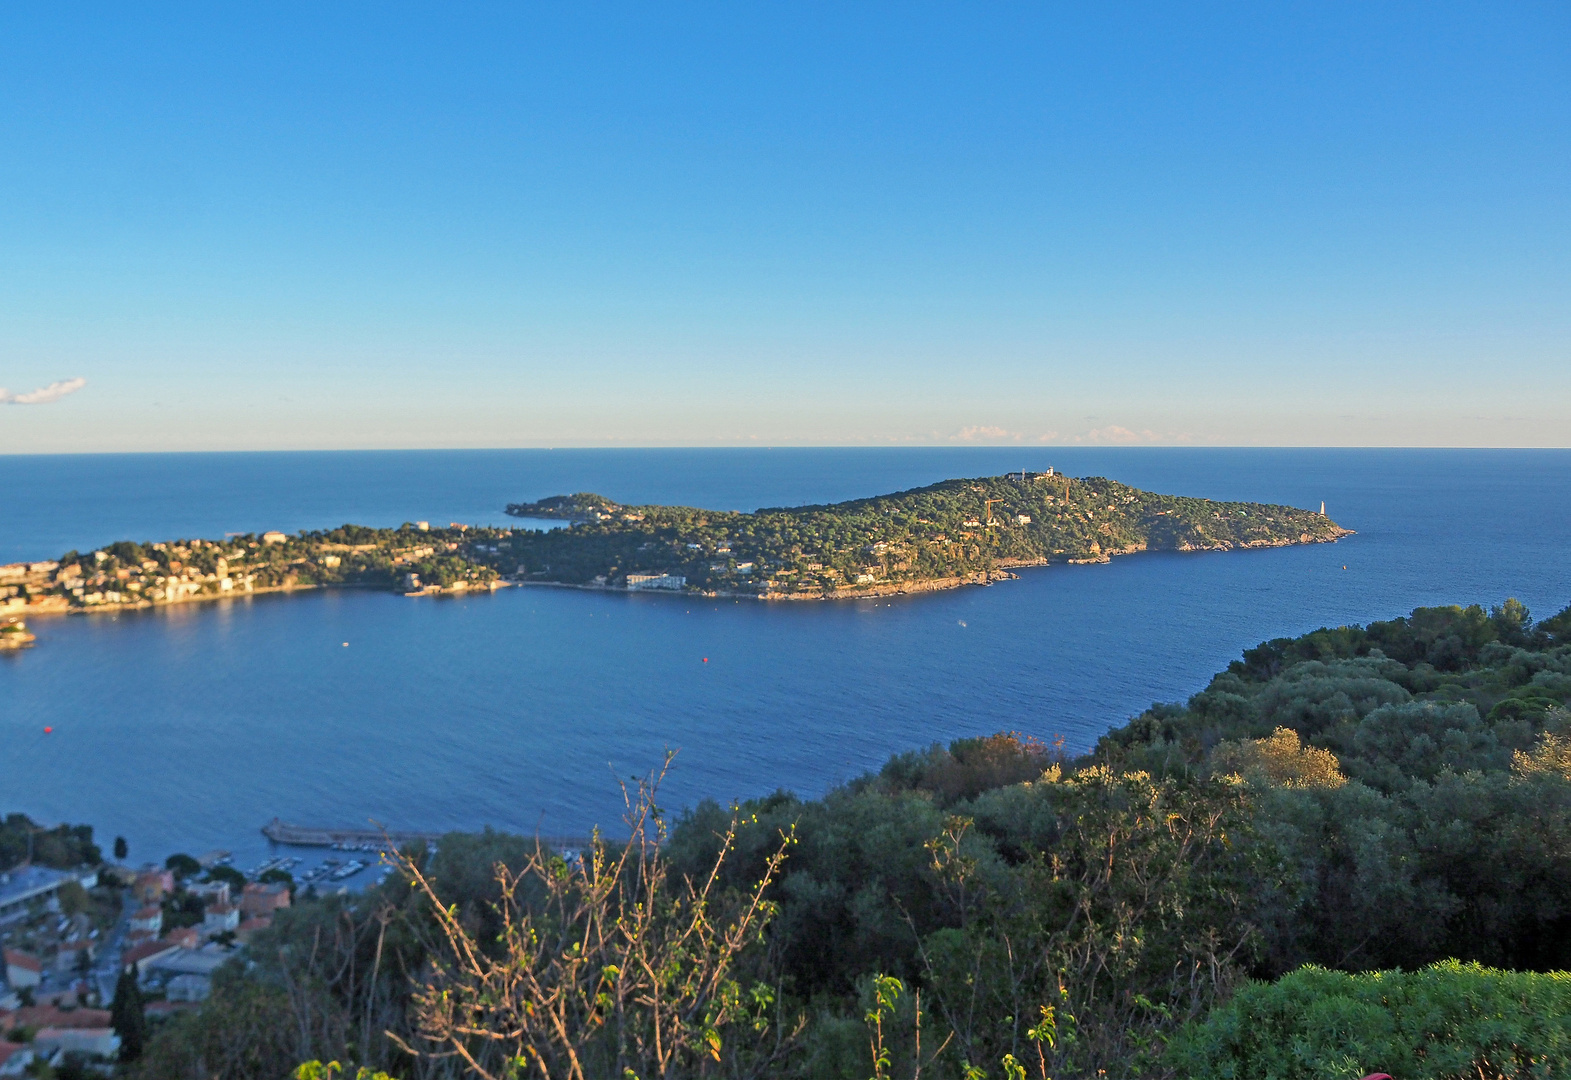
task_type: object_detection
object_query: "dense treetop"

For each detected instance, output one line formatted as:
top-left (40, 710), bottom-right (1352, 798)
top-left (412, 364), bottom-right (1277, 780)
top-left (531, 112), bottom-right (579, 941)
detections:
top-left (0, 813), bottom-right (101, 870)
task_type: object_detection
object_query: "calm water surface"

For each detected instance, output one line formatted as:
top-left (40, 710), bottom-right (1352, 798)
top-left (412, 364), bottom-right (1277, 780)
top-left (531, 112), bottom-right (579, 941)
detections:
top-left (2, 448), bottom-right (1569, 866)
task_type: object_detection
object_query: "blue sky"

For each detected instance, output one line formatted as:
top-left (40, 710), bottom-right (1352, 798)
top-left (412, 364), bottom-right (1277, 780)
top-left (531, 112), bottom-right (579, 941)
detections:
top-left (1, 3), bottom-right (1567, 451)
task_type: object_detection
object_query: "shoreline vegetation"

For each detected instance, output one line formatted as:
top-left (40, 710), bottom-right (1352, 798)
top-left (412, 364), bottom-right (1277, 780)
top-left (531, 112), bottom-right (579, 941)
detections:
top-left (0, 473), bottom-right (1348, 623)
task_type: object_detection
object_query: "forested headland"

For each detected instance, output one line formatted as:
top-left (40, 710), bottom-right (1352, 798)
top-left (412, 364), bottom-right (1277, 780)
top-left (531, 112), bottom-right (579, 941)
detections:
top-left (504, 472), bottom-right (1348, 597)
top-left (102, 596), bottom-right (1571, 1079)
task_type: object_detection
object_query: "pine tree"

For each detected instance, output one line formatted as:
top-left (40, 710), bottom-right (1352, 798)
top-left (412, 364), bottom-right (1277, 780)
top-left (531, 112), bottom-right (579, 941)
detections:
top-left (113, 835), bottom-right (128, 861)
top-left (109, 966), bottom-right (145, 1062)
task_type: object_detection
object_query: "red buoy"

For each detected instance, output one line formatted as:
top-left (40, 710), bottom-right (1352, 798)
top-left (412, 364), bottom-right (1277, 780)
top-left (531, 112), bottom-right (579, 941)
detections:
top-left (43, 727), bottom-right (52, 734)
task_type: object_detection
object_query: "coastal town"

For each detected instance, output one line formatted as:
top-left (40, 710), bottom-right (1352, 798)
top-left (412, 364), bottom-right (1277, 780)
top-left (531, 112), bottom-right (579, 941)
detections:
top-left (0, 522), bottom-right (505, 621)
top-left (0, 829), bottom-right (347, 1076)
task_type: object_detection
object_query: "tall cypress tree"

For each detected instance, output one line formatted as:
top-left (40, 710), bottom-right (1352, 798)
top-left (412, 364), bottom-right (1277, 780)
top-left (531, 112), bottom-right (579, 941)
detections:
top-left (109, 967), bottom-right (145, 1063)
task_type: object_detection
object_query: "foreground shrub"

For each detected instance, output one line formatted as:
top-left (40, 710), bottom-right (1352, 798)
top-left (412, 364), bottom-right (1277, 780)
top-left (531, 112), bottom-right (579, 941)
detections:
top-left (1167, 960), bottom-right (1571, 1080)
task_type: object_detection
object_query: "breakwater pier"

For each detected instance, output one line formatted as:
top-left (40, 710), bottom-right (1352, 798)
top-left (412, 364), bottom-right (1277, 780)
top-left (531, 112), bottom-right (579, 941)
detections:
top-left (262, 817), bottom-right (592, 851)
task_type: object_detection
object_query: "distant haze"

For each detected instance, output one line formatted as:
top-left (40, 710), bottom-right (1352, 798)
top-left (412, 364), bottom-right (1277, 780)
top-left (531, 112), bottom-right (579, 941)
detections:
top-left (1, 5), bottom-right (1567, 452)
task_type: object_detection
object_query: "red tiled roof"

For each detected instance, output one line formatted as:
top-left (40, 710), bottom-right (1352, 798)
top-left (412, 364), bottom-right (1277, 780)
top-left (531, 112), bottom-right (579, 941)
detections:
top-left (3, 949), bottom-right (41, 973)
top-left (163, 927), bottom-right (199, 948)
top-left (12, 1005), bottom-right (111, 1030)
top-left (120, 939), bottom-right (182, 967)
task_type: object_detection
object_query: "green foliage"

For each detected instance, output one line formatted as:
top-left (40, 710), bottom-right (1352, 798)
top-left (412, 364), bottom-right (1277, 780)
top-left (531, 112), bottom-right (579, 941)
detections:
top-left (105, 540), bottom-right (146, 566)
top-left (1168, 962), bottom-right (1571, 1080)
top-left (667, 749), bottom-right (1251, 1076)
top-left (164, 853), bottom-right (201, 878)
top-left (879, 732), bottom-right (1065, 805)
top-left (128, 968), bottom-right (300, 1080)
top-left (110, 966), bottom-right (146, 1063)
top-left (204, 863), bottom-right (247, 891)
top-left (162, 890), bottom-right (205, 930)
top-left (55, 879), bottom-right (89, 916)
top-left (423, 826), bottom-right (540, 945)
top-left (295, 1062), bottom-right (394, 1080)
top-left (0, 814), bottom-right (100, 871)
top-left (402, 761), bottom-right (797, 1080)
top-left (864, 974), bottom-right (902, 1080)
top-left (257, 866), bottom-right (294, 891)
top-left (1101, 598), bottom-right (1571, 975)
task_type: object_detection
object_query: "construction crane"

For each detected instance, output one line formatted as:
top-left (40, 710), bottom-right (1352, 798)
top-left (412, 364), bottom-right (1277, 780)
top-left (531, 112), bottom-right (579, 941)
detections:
top-left (984, 498), bottom-right (1005, 525)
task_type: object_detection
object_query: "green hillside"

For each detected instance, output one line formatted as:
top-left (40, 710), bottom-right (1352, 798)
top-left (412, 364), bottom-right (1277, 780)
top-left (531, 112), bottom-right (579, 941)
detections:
top-left (505, 472), bottom-right (1349, 595)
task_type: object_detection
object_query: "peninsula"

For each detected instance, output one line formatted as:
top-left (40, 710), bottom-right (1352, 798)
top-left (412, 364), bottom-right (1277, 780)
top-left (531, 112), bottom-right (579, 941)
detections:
top-left (504, 471), bottom-right (1349, 598)
top-left (2, 473), bottom-right (1347, 616)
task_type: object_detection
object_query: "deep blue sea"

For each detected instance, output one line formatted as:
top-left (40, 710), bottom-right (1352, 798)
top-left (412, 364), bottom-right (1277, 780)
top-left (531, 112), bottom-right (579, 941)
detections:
top-left (3, 448), bottom-right (1570, 872)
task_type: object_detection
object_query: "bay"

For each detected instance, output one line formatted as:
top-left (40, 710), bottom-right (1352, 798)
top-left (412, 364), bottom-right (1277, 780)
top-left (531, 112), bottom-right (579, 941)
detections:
top-left (2, 448), bottom-right (1569, 870)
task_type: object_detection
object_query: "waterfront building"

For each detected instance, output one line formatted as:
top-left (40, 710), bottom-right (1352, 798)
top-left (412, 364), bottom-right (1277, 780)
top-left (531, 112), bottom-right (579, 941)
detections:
top-left (0, 866), bottom-right (97, 924)
top-left (626, 573), bottom-right (686, 590)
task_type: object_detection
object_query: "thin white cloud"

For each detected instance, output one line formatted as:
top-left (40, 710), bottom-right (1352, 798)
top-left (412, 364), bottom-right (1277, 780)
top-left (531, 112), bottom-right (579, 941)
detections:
top-left (1035, 425), bottom-right (1211, 445)
top-left (947, 424), bottom-right (1210, 445)
top-left (1074, 425), bottom-right (1152, 444)
top-left (951, 424), bottom-right (1017, 442)
top-left (0, 377), bottom-right (87, 405)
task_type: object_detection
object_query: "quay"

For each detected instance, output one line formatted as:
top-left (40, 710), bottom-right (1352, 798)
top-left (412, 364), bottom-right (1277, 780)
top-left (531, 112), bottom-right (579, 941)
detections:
top-left (262, 817), bottom-right (592, 851)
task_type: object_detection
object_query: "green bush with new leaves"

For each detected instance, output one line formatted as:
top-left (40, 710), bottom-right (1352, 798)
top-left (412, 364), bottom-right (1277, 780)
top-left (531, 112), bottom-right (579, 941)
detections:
top-left (1167, 961), bottom-right (1571, 1080)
